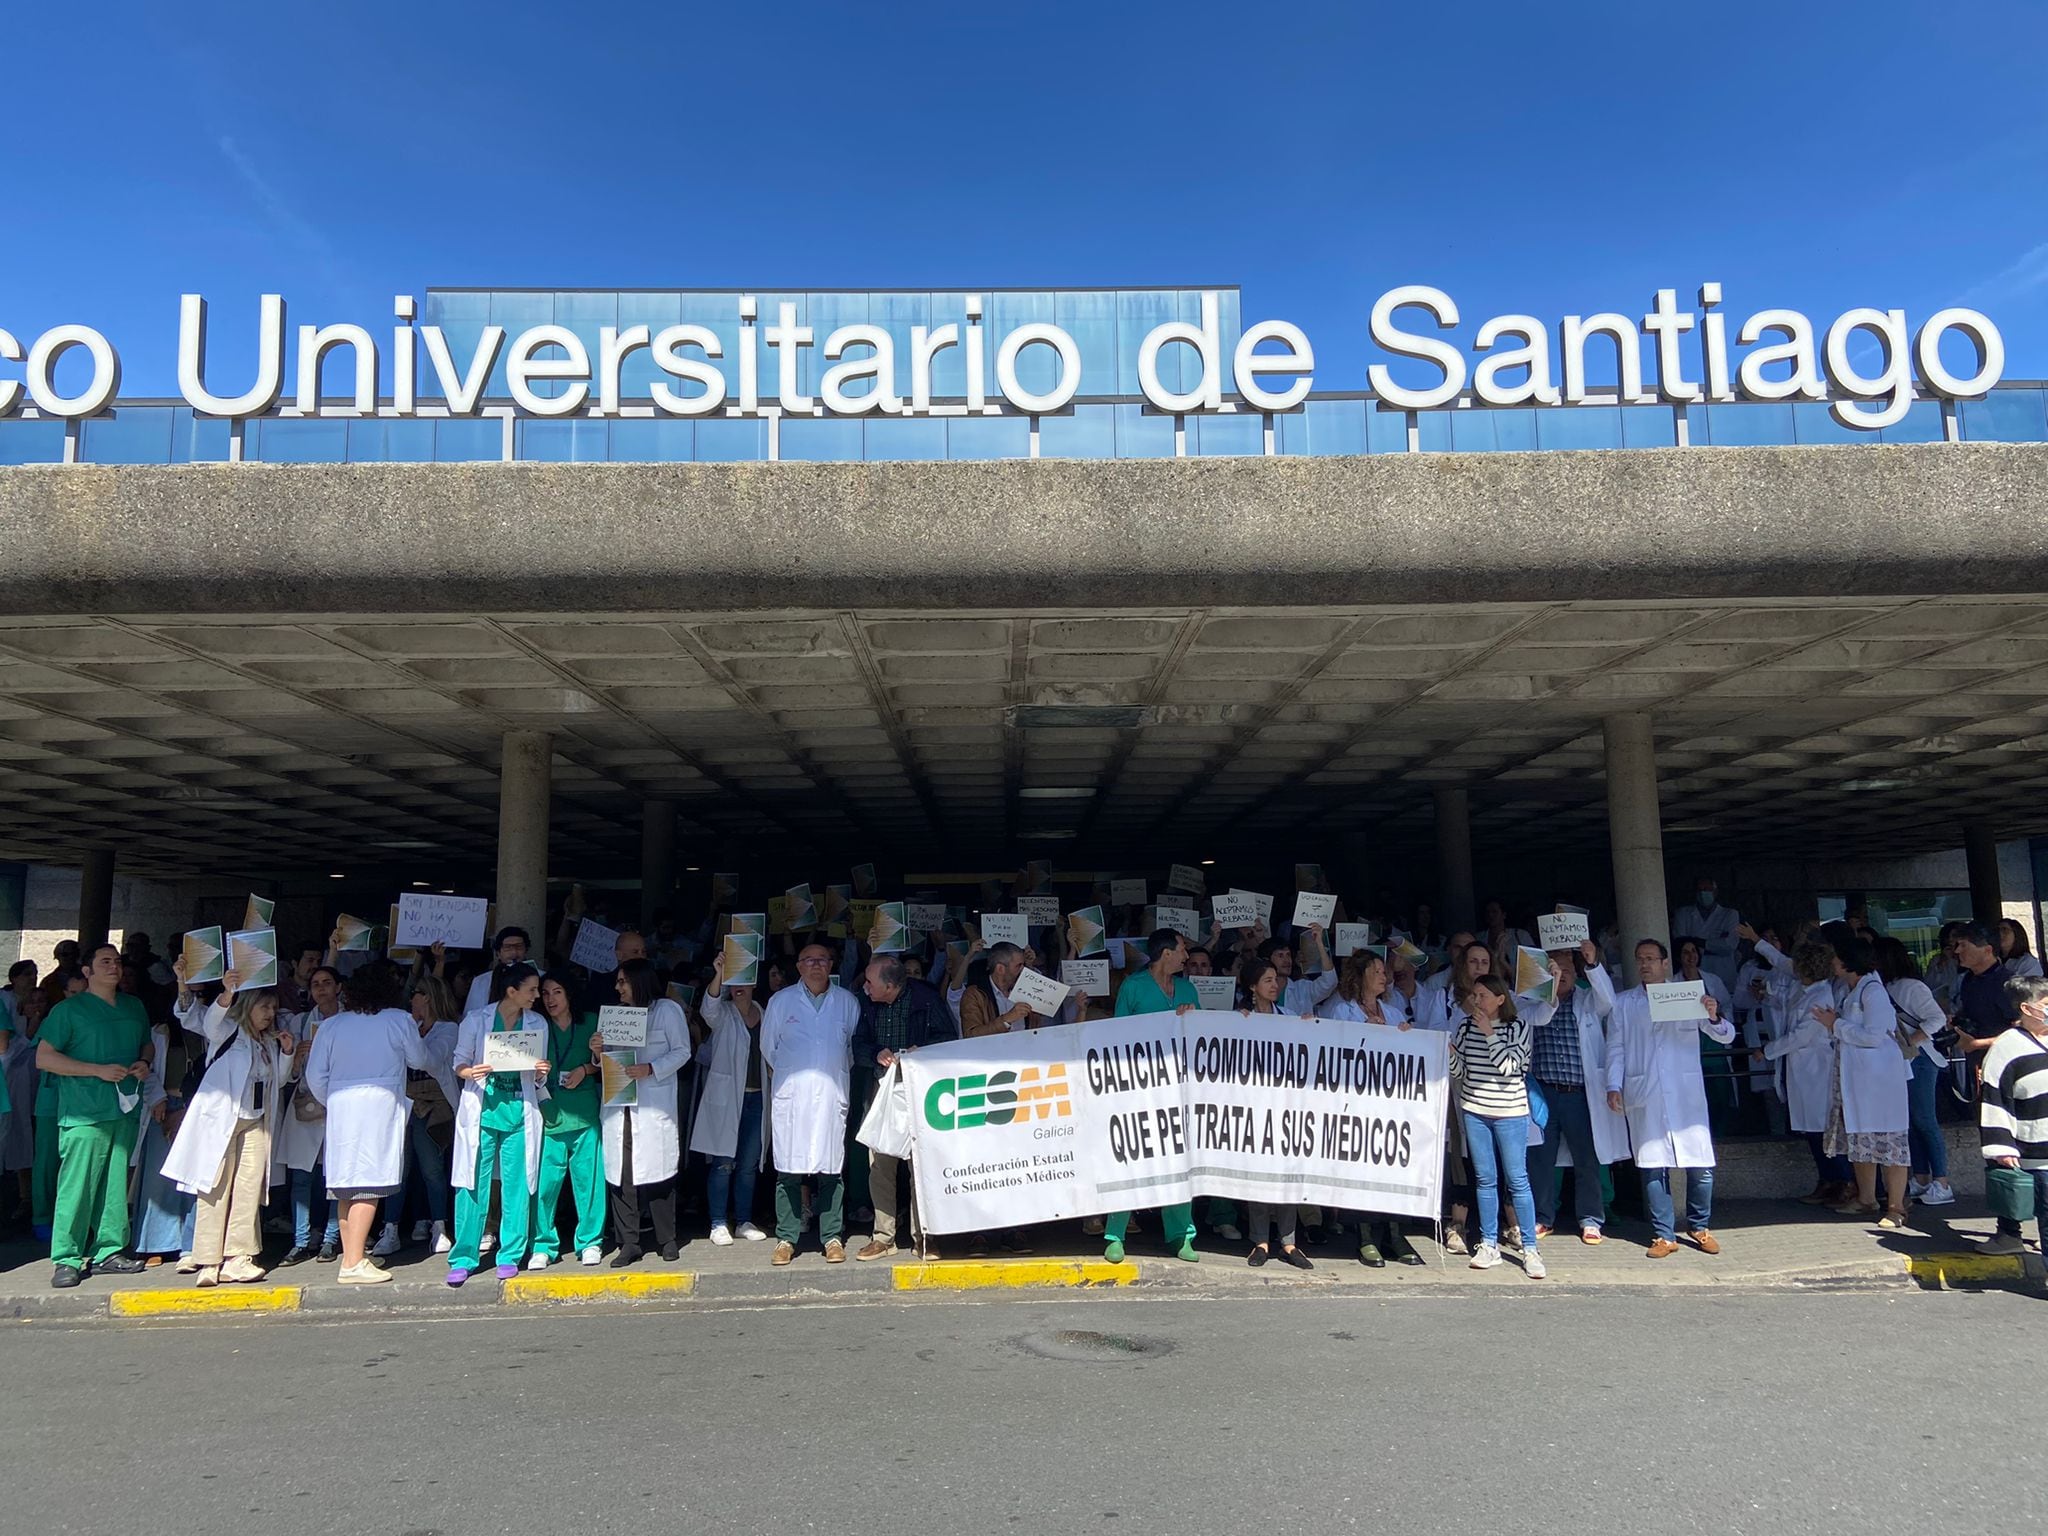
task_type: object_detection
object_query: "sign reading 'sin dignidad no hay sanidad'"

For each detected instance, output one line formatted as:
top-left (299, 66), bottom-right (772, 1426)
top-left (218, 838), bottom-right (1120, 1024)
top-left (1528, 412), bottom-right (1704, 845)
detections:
top-left (888, 1011), bottom-right (1449, 1235)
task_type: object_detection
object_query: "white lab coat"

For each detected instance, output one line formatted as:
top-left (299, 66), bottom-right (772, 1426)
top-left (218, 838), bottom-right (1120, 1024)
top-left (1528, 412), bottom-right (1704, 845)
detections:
top-left (1764, 979), bottom-right (1839, 1133)
top-left (1281, 970), bottom-right (1340, 1019)
top-left (1887, 978), bottom-right (1950, 1069)
top-left (1836, 973), bottom-right (1909, 1135)
top-left (1672, 901), bottom-right (1744, 993)
top-left (450, 1005), bottom-right (546, 1194)
top-left (161, 1002), bottom-right (290, 1195)
top-left (273, 1005), bottom-right (341, 1175)
top-left (463, 971), bottom-right (494, 1015)
top-left (1521, 967), bottom-right (1632, 1166)
top-left (600, 997), bottom-right (690, 1186)
top-left (1606, 983), bottom-right (1736, 1169)
top-left (758, 982), bottom-right (862, 1176)
top-left (689, 990), bottom-right (764, 1165)
top-left (302, 1008), bottom-right (431, 1192)
top-left (1316, 991), bottom-right (1410, 1027)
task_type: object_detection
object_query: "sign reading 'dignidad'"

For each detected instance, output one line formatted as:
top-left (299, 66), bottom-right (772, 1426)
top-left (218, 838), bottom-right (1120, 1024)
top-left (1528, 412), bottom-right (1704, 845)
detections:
top-left (0, 285), bottom-right (2003, 432)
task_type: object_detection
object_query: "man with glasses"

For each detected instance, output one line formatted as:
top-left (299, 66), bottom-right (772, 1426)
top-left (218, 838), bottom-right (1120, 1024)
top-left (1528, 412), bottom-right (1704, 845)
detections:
top-left (759, 941), bottom-right (862, 1266)
top-left (1951, 921), bottom-right (2024, 1254)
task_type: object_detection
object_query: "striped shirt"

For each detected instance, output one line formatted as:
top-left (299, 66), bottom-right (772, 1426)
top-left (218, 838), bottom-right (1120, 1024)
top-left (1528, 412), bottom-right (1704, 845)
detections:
top-left (1980, 1027), bottom-right (2048, 1170)
top-left (1448, 1016), bottom-right (1532, 1118)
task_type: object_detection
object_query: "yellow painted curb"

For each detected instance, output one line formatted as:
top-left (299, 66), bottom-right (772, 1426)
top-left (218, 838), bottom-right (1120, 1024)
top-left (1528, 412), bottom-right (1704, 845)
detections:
top-left (893, 1258), bottom-right (1140, 1291)
top-left (108, 1285), bottom-right (303, 1317)
top-left (1904, 1251), bottom-right (2026, 1286)
top-left (499, 1271), bottom-right (697, 1304)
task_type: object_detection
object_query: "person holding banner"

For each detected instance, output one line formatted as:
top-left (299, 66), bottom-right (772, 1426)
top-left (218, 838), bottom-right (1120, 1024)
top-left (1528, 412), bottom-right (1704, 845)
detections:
top-left (693, 954), bottom-right (769, 1247)
top-left (1522, 939), bottom-right (1625, 1244)
top-left (1236, 958), bottom-right (1316, 1269)
top-left (1606, 940), bottom-right (1734, 1258)
top-left (958, 944), bottom-right (1035, 1038)
top-left (1106, 930), bottom-right (1201, 1266)
top-left (447, 963), bottom-right (548, 1285)
top-left (302, 966), bottom-right (434, 1284)
top-left (598, 959), bottom-right (693, 1266)
top-left (159, 967), bottom-right (293, 1286)
top-left (532, 974), bottom-right (605, 1268)
top-left (1316, 950), bottom-right (1422, 1266)
top-left (853, 954), bottom-right (955, 1260)
top-left (759, 942), bottom-right (863, 1266)
top-left (1448, 975), bottom-right (1545, 1278)
top-left (1272, 928), bottom-right (1339, 1019)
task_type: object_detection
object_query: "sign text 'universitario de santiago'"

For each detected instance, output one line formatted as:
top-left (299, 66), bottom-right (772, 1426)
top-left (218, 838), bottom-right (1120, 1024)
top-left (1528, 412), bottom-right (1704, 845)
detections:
top-left (0, 285), bottom-right (2008, 431)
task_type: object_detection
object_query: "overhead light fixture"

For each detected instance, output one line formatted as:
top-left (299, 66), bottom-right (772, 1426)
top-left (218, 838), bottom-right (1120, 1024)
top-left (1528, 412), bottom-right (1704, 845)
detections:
top-left (685, 865), bottom-right (700, 871)
top-left (1011, 704), bottom-right (1152, 729)
top-left (1021, 829), bottom-right (1079, 840)
top-left (329, 873), bottom-right (345, 879)
top-left (374, 839), bottom-right (436, 850)
top-left (1200, 858), bottom-right (1216, 866)
top-left (411, 880), bottom-right (428, 887)
top-left (1019, 787), bottom-right (1096, 800)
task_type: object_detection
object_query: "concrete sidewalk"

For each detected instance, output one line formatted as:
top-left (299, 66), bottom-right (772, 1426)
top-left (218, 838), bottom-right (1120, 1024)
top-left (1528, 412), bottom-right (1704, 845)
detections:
top-left (2, 1195), bottom-right (2037, 1324)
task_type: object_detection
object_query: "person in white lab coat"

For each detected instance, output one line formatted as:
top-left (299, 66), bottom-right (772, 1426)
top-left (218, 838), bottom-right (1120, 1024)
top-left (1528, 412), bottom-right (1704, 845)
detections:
top-left (1814, 930), bottom-right (1911, 1227)
top-left (1523, 940), bottom-right (1629, 1244)
top-left (758, 940), bottom-right (862, 1266)
top-left (691, 953), bottom-right (768, 1246)
top-left (1605, 938), bottom-right (1734, 1257)
top-left (1317, 951), bottom-right (1420, 1267)
top-left (1672, 877), bottom-right (1743, 994)
top-left (159, 968), bottom-right (293, 1286)
top-left (597, 958), bottom-right (692, 1266)
top-left (1731, 921), bottom-right (1792, 1117)
top-left (445, 963), bottom-right (548, 1286)
top-left (1760, 937), bottom-right (1854, 1205)
top-left (301, 965), bottom-right (433, 1285)
top-left (461, 927), bottom-right (533, 1015)
top-left (1872, 935), bottom-right (1955, 1208)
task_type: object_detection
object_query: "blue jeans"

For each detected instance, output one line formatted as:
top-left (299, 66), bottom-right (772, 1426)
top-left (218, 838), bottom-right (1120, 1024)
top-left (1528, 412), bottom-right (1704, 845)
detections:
top-left (406, 1115), bottom-right (451, 1224)
top-left (706, 1090), bottom-right (763, 1230)
top-left (1806, 1132), bottom-right (1851, 1185)
top-left (1526, 1083), bottom-right (1606, 1232)
top-left (132, 1112), bottom-right (197, 1256)
top-left (1642, 1165), bottom-right (1713, 1241)
top-left (1908, 1055), bottom-right (1948, 1181)
top-left (1462, 1111), bottom-right (1537, 1248)
top-left (291, 1163), bottom-right (341, 1248)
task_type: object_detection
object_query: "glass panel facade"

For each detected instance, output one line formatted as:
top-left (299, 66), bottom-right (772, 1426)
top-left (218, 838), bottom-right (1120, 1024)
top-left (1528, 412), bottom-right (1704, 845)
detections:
top-left (0, 418), bottom-right (65, 464)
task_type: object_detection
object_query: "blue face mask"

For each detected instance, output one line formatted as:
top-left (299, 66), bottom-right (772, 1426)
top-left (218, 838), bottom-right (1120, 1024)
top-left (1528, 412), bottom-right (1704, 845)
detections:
top-left (1697, 892), bottom-right (1717, 911)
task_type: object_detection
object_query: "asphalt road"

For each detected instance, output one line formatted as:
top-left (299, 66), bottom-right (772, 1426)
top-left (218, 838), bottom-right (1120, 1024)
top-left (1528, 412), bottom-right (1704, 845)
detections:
top-left (10, 1289), bottom-right (2040, 1534)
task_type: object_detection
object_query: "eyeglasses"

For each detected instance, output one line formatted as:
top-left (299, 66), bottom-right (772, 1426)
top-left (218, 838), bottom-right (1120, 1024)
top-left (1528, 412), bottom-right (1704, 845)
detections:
top-left (797, 955), bottom-right (832, 967)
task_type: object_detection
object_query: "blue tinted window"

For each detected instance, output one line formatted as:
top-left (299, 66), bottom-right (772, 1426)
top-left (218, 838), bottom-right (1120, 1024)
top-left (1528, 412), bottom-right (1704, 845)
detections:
top-left (678, 293), bottom-right (745, 402)
top-left (1056, 292), bottom-right (1118, 404)
top-left (1619, 404), bottom-right (1678, 448)
top-left (1366, 402), bottom-right (1410, 454)
top-left (1534, 407), bottom-right (1622, 449)
top-left (615, 293), bottom-right (685, 402)
top-left (248, 418), bottom-right (347, 462)
top-left (1879, 400), bottom-right (1945, 443)
top-left (608, 418), bottom-right (696, 462)
top-left (805, 293), bottom-right (869, 398)
top-left (516, 418), bottom-right (608, 462)
top-left (1414, 410), bottom-right (1452, 452)
top-left (1693, 401), bottom-right (1795, 446)
top-left (1038, 403), bottom-right (1116, 459)
top-left (0, 417), bottom-right (65, 464)
top-left (81, 407), bottom-right (174, 464)
top-left (926, 293), bottom-right (983, 401)
top-left (946, 414), bottom-right (1030, 460)
top-left (1189, 411), bottom-right (1263, 457)
top-left (863, 416), bottom-right (947, 461)
top-left (753, 293), bottom-right (808, 405)
top-left (348, 419), bottom-right (435, 462)
top-left (1276, 398), bottom-right (1368, 456)
top-left (1450, 408), bottom-right (1537, 451)
top-left (486, 292), bottom-right (553, 400)
top-left (779, 415), bottom-right (862, 462)
top-left (1115, 290), bottom-right (1180, 395)
top-left (694, 417), bottom-right (767, 462)
top-left (1960, 388), bottom-right (2048, 443)
top-left (434, 418), bottom-right (503, 462)
top-left (1116, 404), bottom-right (1175, 458)
top-left (989, 292), bottom-right (1059, 399)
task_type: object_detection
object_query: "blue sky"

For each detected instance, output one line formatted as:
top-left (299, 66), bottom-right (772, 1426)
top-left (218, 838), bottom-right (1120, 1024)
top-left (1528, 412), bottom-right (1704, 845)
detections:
top-left (4, 1), bottom-right (2046, 392)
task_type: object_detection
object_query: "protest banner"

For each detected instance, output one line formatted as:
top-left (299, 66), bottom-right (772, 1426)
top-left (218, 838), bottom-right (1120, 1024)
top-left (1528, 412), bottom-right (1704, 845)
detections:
top-left (785, 883), bottom-right (818, 930)
top-left (731, 912), bottom-right (767, 937)
top-left (1514, 946), bottom-right (1556, 1006)
top-left (333, 913), bottom-right (377, 953)
top-left (1190, 975), bottom-right (1236, 1010)
top-left (1647, 980), bottom-right (1709, 1021)
top-left (1212, 892), bottom-right (1259, 929)
top-left (394, 893), bottom-right (489, 950)
top-left (1017, 896), bottom-right (1061, 928)
top-left (1536, 911), bottom-right (1591, 950)
top-left (900, 1011), bottom-right (1448, 1235)
top-left (978, 913), bottom-right (1028, 947)
top-left (1061, 958), bottom-right (1112, 998)
top-left (1151, 905), bottom-right (1201, 940)
top-left (600, 1051), bottom-right (638, 1108)
top-left (1167, 863), bottom-right (1207, 895)
top-left (871, 902), bottom-right (908, 954)
top-left (569, 918), bottom-right (620, 973)
top-left (1155, 891), bottom-right (1196, 912)
top-left (1292, 891), bottom-right (1338, 930)
top-left (243, 893), bottom-right (274, 931)
top-left (1333, 922), bottom-right (1373, 957)
top-left (711, 873), bottom-right (739, 907)
top-left (1009, 967), bottom-right (1071, 1017)
top-left (1110, 879), bottom-right (1148, 907)
top-left (1066, 905), bottom-right (1107, 957)
top-left (1231, 889), bottom-right (1274, 927)
top-left (482, 1028), bottom-right (546, 1072)
top-left (721, 931), bottom-right (764, 986)
top-left (851, 863), bottom-right (879, 899)
top-left (906, 903), bottom-right (947, 932)
top-left (182, 926), bottom-right (225, 985)
top-left (227, 928), bottom-right (278, 988)
top-left (597, 1005), bottom-right (648, 1050)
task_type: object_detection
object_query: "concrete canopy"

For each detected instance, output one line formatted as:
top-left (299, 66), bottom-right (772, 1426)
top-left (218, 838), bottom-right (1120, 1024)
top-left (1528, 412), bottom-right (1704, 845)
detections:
top-left (0, 443), bottom-right (2045, 883)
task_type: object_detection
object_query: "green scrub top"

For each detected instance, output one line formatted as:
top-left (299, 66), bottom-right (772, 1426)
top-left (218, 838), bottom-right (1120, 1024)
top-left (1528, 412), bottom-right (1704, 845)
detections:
top-left (481, 1009), bottom-right (531, 1131)
top-left (1114, 969), bottom-right (1199, 1017)
top-left (542, 1013), bottom-right (600, 1135)
top-left (38, 990), bottom-right (151, 1127)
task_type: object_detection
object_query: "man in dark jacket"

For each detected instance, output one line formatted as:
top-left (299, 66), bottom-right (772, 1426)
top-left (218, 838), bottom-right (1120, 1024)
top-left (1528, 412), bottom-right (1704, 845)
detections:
top-left (852, 956), bottom-right (955, 1260)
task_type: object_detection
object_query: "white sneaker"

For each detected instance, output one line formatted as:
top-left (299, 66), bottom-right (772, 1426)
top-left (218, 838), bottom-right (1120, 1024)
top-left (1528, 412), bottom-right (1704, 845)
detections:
top-left (411, 1220), bottom-right (432, 1243)
top-left (174, 1253), bottom-right (201, 1275)
top-left (1906, 1176), bottom-right (1928, 1200)
top-left (737, 1222), bottom-right (768, 1242)
top-left (479, 1233), bottom-right (497, 1255)
top-left (1918, 1181), bottom-right (1957, 1207)
top-left (527, 1253), bottom-right (549, 1270)
top-left (431, 1222), bottom-right (452, 1254)
top-left (337, 1259), bottom-right (393, 1285)
top-left (1523, 1249), bottom-right (1547, 1280)
top-left (709, 1225), bottom-right (734, 1247)
top-left (579, 1246), bottom-right (602, 1266)
top-left (370, 1223), bottom-right (400, 1258)
top-left (1469, 1241), bottom-right (1503, 1270)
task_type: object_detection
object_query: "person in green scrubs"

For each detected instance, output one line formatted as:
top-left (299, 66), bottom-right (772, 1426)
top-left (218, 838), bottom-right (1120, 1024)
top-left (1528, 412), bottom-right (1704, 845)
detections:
top-left (532, 974), bottom-right (605, 1267)
top-left (448, 965), bottom-right (546, 1284)
top-left (30, 973), bottom-right (87, 1239)
top-left (36, 944), bottom-right (152, 1288)
top-left (1104, 929), bottom-right (1201, 1265)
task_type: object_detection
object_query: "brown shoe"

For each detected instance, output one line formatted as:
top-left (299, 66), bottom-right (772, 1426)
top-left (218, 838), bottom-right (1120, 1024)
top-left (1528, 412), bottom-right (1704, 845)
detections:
top-left (770, 1242), bottom-right (795, 1267)
top-left (1796, 1183), bottom-right (1835, 1205)
top-left (855, 1239), bottom-right (894, 1262)
top-left (1645, 1238), bottom-right (1681, 1259)
top-left (824, 1239), bottom-right (846, 1264)
top-left (1686, 1228), bottom-right (1721, 1255)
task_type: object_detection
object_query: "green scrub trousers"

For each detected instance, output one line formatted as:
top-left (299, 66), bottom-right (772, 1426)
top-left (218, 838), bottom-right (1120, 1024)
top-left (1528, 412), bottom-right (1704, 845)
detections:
top-left (1106, 1202), bottom-right (1195, 1249)
top-left (52, 1116), bottom-right (139, 1269)
top-left (534, 1124), bottom-right (605, 1258)
top-left (450, 1080), bottom-right (532, 1269)
top-left (31, 1085), bottom-right (58, 1227)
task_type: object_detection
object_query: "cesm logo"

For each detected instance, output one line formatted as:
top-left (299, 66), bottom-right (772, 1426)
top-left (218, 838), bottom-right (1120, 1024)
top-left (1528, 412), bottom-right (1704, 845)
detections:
top-left (924, 1063), bottom-right (1072, 1131)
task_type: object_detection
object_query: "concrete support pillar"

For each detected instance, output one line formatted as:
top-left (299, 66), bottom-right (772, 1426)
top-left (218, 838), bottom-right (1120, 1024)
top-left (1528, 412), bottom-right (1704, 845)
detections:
top-left (77, 848), bottom-right (115, 950)
top-left (1604, 712), bottom-right (1669, 954)
top-left (640, 800), bottom-right (676, 929)
top-left (494, 730), bottom-right (553, 946)
top-left (1433, 786), bottom-right (1475, 933)
top-left (1965, 822), bottom-right (2003, 922)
